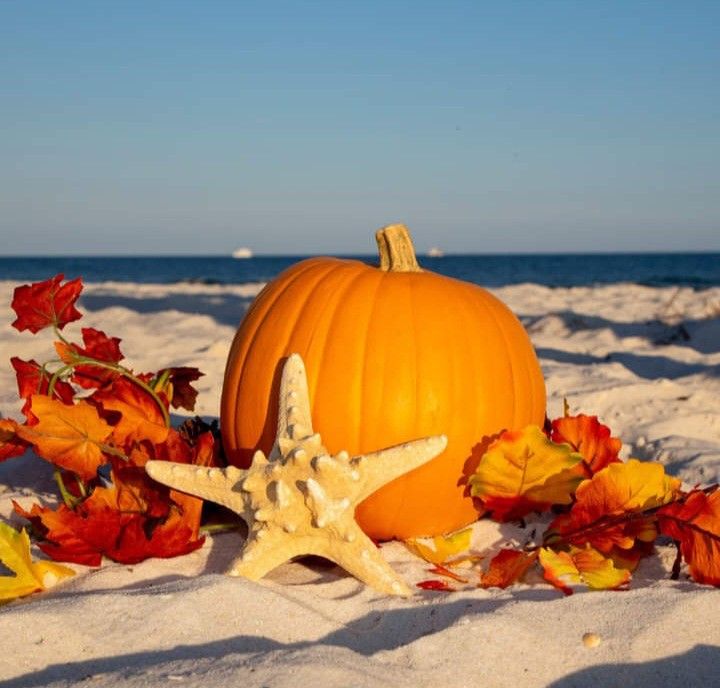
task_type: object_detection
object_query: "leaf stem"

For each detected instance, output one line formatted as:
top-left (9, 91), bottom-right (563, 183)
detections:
top-left (200, 522), bottom-right (243, 535)
top-left (54, 470), bottom-right (79, 509)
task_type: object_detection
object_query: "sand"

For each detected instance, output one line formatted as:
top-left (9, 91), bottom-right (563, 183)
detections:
top-left (0, 278), bottom-right (719, 687)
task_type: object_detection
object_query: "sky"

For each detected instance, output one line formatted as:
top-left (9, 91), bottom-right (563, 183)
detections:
top-left (1, 1), bottom-right (719, 255)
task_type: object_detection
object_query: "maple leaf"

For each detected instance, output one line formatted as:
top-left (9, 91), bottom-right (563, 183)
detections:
top-left (658, 488), bottom-right (720, 586)
top-left (551, 414), bottom-right (622, 477)
top-left (480, 549), bottom-right (538, 589)
top-left (94, 378), bottom-right (169, 447)
top-left (0, 418), bottom-right (27, 463)
top-left (538, 545), bottom-right (631, 595)
top-left (0, 521), bottom-right (74, 602)
top-left (11, 274), bottom-right (83, 334)
top-left (14, 501), bottom-right (102, 566)
top-left (546, 459), bottom-right (681, 554)
top-left (405, 528), bottom-right (472, 565)
top-left (55, 328), bottom-right (124, 390)
top-left (11, 357), bottom-right (75, 421)
top-left (14, 395), bottom-right (113, 481)
top-left (468, 426), bottom-right (584, 521)
top-left (155, 367), bottom-right (204, 411)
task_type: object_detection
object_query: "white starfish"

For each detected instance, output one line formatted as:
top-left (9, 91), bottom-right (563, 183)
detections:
top-left (146, 354), bottom-right (447, 596)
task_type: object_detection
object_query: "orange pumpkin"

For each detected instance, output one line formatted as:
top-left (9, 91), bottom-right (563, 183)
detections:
top-left (221, 224), bottom-right (546, 540)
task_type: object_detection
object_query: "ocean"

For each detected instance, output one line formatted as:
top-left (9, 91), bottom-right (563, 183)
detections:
top-left (0, 253), bottom-right (718, 289)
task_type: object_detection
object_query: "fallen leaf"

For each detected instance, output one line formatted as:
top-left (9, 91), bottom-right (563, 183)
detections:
top-left (405, 527), bottom-right (473, 565)
top-left (416, 579), bottom-right (456, 592)
top-left (546, 459), bottom-right (681, 554)
top-left (480, 549), bottom-right (538, 589)
top-left (658, 488), bottom-right (720, 586)
top-left (469, 426), bottom-right (584, 521)
top-left (551, 414), bottom-right (622, 476)
top-left (0, 521), bottom-right (74, 602)
top-left (11, 274), bottom-right (83, 333)
top-left (538, 545), bottom-right (631, 595)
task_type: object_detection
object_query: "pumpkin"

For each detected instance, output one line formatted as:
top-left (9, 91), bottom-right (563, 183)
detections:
top-left (220, 224), bottom-right (546, 540)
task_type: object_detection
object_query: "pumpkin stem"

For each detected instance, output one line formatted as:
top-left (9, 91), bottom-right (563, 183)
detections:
top-left (375, 224), bottom-right (422, 273)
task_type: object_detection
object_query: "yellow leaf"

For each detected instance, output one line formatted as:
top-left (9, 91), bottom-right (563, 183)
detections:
top-left (469, 426), bottom-right (584, 521)
top-left (0, 522), bottom-right (74, 602)
top-left (405, 527), bottom-right (473, 565)
top-left (539, 545), bottom-right (631, 595)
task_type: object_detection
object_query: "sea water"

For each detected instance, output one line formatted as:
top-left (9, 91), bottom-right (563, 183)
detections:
top-left (0, 253), bottom-right (718, 289)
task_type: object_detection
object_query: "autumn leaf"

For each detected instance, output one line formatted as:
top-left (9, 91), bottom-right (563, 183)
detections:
top-left (468, 426), bottom-right (584, 521)
top-left (155, 367), bottom-right (204, 411)
top-left (480, 549), bottom-right (538, 589)
top-left (405, 527), bottom-right (472, 565)
top-left (551, 414), bottom-right (622, 476)
top-left (0, 418), bottom-right (27, 463)
top-left (11, 274), bottom-right (83, 334)
top-left (658, 488), bottom-right (720, 586)
top-left (539, 545), bottom-right (631, 595)
top-left (11, 357), bottom-right (75, 421)
top-left (546, 459), bottom-right (681, 554)
top-left (15, 395), bottom-right (113, 481)
top-left (56, 328), bottom-right (124, 390)
top-left (416, 579), bottom-right (456, 592)
top-left (94, 378), bottom-right (169, 446)
top-left (0, 521), bottom-right (74, 602)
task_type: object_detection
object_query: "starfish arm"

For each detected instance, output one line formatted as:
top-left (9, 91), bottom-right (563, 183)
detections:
top-left (145, 461), bottom-right (248, 516)
top-left (275, 353), bottom-right (315, 443)
top-left (315, 526), bottom-right (412, 596)
top-left (354, 435), bottom-right (447, 502)
top-left (228, 532), bottom-right (311, 581)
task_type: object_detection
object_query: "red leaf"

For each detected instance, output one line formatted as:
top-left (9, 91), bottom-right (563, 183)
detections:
top-left (427, 564), bottom-right (469, 584)
top-left (551, 414), bottom-right (622, 477)
top-left (658, 488), bottom-right (720, 586)
top-left (62, 328), bottom-right (124, 390)
top-left (157, 367), bottom-right (204, 412)
top-left (480, 549), bottom-right (538, 589)
top-left (11, 274), bottom-right (83, 334)
top-left (11, 357), bottom-right (75, 421)
top-left (416, 579), bottom-right (456, 592)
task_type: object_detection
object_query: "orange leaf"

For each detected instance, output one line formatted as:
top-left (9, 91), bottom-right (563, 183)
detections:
top-left (539, 545), bottom-right (631, 595)
top-left (95, 378), bottom-right (169, 446)
top-left (551, 414), bottom-right (622, 476)
top-left (546, 459), bottom-right (681, 554)
top-left (480, 549), bottom-right (538, 589)
top-left (14, 395), bottom-right (113, 481)
top-left (0, 418), bottom-right (27, 462)
top-left (468, 426), bottom-right (584, 521)
top-left (658, 488), bottom-right (720, 586)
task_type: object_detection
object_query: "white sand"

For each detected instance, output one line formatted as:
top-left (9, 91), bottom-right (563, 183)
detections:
top-left (0, 279), bottom-right (719, 687)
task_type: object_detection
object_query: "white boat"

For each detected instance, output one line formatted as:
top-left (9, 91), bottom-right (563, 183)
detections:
top-left (232, 247), bottom-right (253, 259)
top-left (427, 247), bottom-right (444, 257)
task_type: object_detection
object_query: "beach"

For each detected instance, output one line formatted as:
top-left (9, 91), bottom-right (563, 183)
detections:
top-left (1, 278), bottom-right (719, 687)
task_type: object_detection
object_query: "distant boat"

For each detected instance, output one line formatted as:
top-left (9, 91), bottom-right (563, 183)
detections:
top-left (427, 247), bottom-right (444, 257)
top-left (232, 247), bottom-right (253, 259)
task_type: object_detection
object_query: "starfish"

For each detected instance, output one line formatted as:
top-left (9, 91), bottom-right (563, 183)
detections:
top-left (146, 354), bottom-right (447, 596)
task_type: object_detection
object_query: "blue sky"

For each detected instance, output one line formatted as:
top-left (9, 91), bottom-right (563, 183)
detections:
top-left (1, 1), bottom-right (719, 254)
